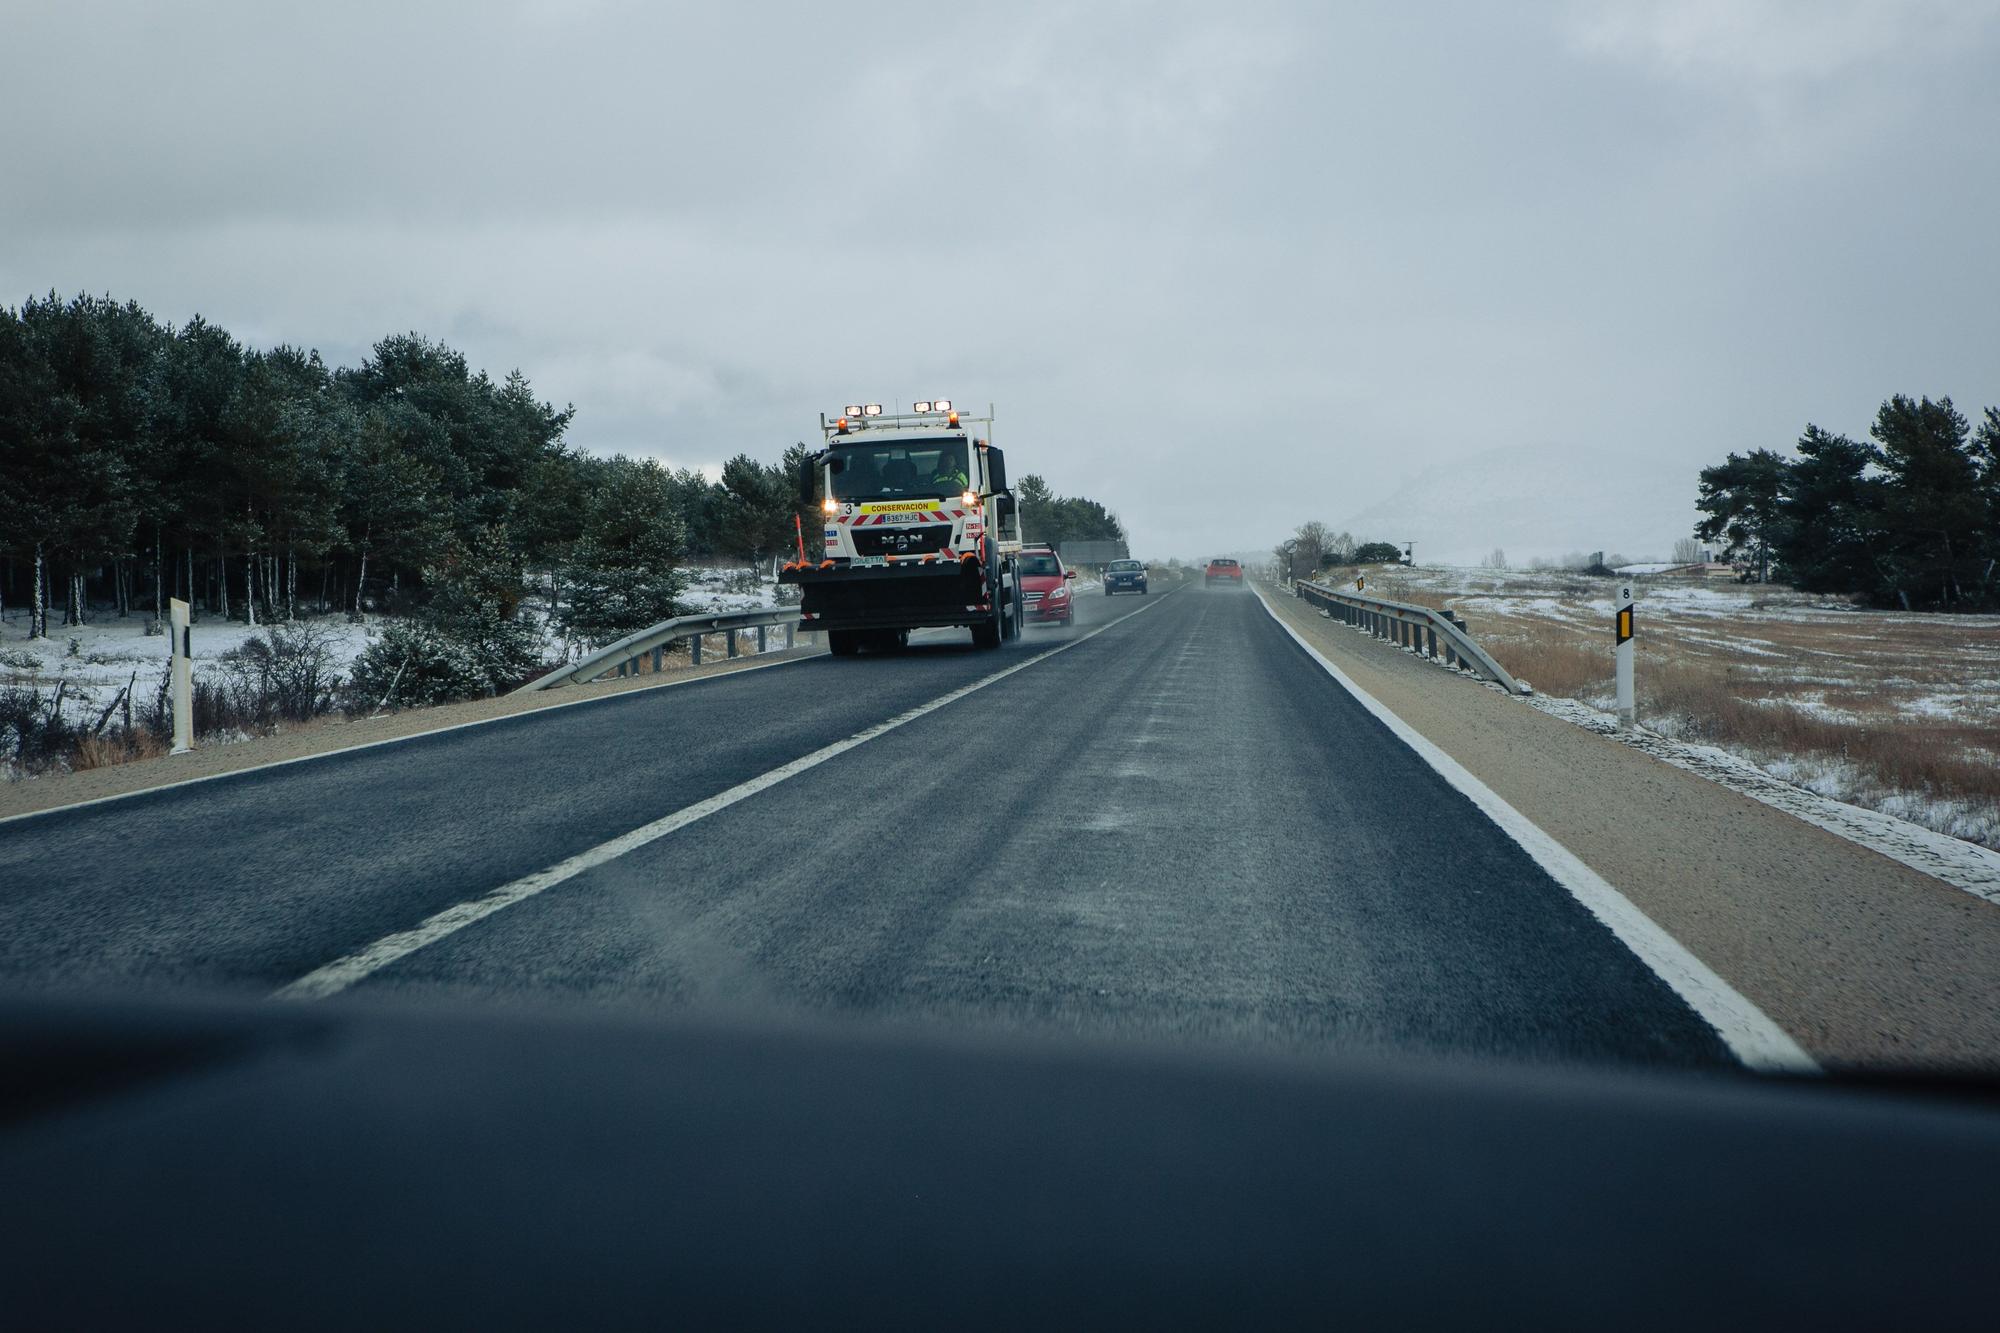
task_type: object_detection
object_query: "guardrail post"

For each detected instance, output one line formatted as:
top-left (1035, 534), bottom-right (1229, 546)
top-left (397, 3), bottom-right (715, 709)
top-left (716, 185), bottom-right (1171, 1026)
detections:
top-left (691, 633), bottom-right (703, 666)
top-left (727, 629), bottom-right (740, 659)
top-left (652, 645), bottom-right (664, 673)
top-left (1425, 624), bottom-right (1437, 658)
top-left (757, 625), bottom-right (767, 654)
top-left (786, 622), bottom-right (796, 649)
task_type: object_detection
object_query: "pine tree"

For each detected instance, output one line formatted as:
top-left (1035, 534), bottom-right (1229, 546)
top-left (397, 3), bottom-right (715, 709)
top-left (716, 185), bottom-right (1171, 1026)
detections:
top-left (1870, 395), bottom-right (1984, 609)
top-left (1773, 425), bottom-right (1885, 596)
top-left (560, 458), bottom-right (689, 647)
top-left (1695, 449), bottom-right (1791, 582)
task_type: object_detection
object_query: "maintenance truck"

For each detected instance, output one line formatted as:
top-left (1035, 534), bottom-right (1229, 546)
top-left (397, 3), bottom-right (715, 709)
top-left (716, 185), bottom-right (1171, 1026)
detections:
top-left (781, 401), bottom-right (1024, 655)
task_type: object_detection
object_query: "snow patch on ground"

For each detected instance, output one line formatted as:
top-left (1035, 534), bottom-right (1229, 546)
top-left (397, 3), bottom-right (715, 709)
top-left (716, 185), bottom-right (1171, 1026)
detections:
top-left (1, 608), bottom-right (381, 729)
top-left (1526, 693), bottom-right (2000, 905)
top-left (675, 567), bottom-right (786, 615)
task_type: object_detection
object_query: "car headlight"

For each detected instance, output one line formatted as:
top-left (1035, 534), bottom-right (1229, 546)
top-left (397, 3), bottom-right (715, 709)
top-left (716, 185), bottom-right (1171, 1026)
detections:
top-left (1047, 585), bottom-right (1069, 599)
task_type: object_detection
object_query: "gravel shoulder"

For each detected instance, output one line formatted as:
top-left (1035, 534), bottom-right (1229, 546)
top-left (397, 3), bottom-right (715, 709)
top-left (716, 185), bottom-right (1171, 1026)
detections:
top-left (1258, 582), bottom-right (2000, 1073)
top-left (0, 641), bottom-right (826, 824)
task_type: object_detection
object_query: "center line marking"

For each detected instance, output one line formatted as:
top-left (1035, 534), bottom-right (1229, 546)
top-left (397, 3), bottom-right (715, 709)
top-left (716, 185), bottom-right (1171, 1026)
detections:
top-left (274, 594), bottom-right (1175, 1001)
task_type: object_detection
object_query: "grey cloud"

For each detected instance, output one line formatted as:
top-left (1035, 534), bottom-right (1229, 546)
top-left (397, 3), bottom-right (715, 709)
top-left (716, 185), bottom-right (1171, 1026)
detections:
top-left (4, 1), bottom-right (1996, 563)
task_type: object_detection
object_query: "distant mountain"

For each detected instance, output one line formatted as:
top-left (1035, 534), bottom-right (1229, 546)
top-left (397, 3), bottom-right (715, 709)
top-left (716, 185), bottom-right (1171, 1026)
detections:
top-left (1334, 443), bottom-right (1699, 566)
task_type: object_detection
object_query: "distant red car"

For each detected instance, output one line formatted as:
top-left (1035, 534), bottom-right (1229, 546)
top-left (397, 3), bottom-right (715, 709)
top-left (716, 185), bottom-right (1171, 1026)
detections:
top-left (1205, 558), bottom-right (1243, 586)
top-left (1018, 547), bottom-right (1077, 626)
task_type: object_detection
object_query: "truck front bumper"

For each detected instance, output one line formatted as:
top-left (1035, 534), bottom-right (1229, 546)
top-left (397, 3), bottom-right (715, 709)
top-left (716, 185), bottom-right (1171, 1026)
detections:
top-left (781, 560), bottom-right (993, 633)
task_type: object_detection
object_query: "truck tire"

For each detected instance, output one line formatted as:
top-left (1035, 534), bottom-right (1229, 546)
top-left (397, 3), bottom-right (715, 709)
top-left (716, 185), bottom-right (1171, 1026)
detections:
top-left (972, 550), bottom-right (1004, 650)
top-left (828, 630), bottom-right (860, 656)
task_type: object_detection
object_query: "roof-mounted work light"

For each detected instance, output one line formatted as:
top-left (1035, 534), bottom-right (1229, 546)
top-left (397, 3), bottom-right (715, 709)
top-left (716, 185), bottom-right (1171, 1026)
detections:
top-left (844, 404), bottom-right (863, 417)
top-left (863, 403), bottom-right (883, 416)
top-left (913, 400), bottom-right (932, 413)
top-left (933, 399), bottom-right (952, 413)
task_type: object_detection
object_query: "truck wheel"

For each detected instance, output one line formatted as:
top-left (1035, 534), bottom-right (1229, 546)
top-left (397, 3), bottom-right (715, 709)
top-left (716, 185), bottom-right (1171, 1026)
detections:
top-left (829, 630), bottom-right (860, 656)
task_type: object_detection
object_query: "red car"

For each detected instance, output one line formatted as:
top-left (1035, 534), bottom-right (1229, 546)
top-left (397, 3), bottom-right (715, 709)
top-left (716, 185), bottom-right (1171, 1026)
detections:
top-left (1018, 547), bottom-right (1076, 626)
top-left (1205, 557), bottom-right (1243, 586)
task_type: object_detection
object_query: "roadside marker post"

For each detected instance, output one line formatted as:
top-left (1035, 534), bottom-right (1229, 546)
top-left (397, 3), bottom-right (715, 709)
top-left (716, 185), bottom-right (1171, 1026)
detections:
top-left (168, 597), bottom-right (194, 754)
top-left (1614, 583), bottom-right (1635, 728)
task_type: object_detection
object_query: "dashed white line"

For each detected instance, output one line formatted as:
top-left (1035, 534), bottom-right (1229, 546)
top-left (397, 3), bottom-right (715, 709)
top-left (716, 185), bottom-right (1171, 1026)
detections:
top-left (274, 595), bottom-right (1172, 1001)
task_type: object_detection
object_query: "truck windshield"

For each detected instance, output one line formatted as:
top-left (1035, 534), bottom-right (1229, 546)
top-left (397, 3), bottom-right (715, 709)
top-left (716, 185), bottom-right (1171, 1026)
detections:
top-left (829, 438), bottom-right (970, 501)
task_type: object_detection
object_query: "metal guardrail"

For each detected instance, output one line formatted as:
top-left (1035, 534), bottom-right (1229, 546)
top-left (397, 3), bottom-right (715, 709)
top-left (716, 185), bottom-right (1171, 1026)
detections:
top-left (1291, 579), bottom-right (1530, 695)
top-left (516, 607), bottom-right (805, 693)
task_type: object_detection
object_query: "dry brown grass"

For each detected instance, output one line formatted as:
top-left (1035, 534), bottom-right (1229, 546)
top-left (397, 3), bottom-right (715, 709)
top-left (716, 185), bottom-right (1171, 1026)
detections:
top-left (70, 728), bottom-right (170, 771)
top-left (1391, 567), bottom-right (2000, 845)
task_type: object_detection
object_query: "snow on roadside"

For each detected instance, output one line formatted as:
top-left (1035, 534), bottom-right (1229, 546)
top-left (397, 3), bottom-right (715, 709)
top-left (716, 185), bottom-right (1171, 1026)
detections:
top-left (1526, 693), bottom-right (2000, 906)
top-left (675, 567), bottom-right (787, 615)
top-left (1, 609), bottom-right (380, 727)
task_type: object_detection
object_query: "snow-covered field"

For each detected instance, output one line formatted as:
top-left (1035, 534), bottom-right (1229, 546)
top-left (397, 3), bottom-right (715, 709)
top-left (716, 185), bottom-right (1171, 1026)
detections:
top-left (1350, 565), bottom-right (2000, 851)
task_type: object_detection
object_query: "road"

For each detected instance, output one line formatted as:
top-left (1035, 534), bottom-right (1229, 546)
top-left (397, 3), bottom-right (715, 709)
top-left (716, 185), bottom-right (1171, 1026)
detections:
top-left (0, 584), bottom-right (1735, 1067)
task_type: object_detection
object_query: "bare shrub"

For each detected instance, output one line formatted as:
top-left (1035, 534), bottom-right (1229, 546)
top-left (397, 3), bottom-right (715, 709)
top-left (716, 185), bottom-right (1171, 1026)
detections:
top-left (219, 621), bottom-right (346, 724)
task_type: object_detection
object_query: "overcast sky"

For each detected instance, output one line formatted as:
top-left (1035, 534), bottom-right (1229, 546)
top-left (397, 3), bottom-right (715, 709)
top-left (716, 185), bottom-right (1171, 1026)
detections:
top-left (5, 0), bottom-right (1997, 563)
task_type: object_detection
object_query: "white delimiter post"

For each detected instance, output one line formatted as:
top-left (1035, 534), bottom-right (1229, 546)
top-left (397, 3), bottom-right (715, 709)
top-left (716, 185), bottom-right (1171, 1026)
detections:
top-left (168, 597), bottom-right (193, 754)
top-left (1614, 582), bottom-right (1636, 729)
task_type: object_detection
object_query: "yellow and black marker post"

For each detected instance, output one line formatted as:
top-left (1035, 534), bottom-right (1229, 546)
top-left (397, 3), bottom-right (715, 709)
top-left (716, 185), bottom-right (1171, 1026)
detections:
top-left (1614, 583), bottom-right (1635, 728)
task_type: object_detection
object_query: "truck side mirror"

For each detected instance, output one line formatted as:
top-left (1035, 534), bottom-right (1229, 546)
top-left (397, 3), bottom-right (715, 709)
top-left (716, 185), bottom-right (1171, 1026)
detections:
top-left (986, 447), bottom-right (1007, 493)
top-left (798, 459), bottom-right (817, 508)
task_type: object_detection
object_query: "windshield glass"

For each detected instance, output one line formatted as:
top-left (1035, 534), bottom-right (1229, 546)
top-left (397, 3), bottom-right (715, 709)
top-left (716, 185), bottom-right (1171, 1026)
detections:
top-left (1110, 560), bottom-right (1142, 571)
top-left (1021, 554), bottom-right (1062, 576)
top-left (829, 438), bottom-right (970, 501)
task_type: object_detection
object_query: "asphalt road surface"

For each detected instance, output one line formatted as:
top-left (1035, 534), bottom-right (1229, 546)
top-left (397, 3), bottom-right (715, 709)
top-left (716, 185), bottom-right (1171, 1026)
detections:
top-left (0, 584), bottom-right (1733, 1067)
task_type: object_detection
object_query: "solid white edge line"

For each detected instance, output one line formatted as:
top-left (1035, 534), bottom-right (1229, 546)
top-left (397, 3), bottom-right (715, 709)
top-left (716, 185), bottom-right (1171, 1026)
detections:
top-left (0, 645), bottom-right (823, 829)
top-left (1252, 583), bottom-right (1818, 1075)
top-left (274, 591), bottom-right (1173, 1001)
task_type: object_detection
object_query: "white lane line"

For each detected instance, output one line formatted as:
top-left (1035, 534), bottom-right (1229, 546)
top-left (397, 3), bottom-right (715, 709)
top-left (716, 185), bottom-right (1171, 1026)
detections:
top-left (1252, 584), bottom-right (1818, 1075)
top-left (274, 594), bottom-right (1171, 1001)
top-left (0, 649), bottom-right (818, 829)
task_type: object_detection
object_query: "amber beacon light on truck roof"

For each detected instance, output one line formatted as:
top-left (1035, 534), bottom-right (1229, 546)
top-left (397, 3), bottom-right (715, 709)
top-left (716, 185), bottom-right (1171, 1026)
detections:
top-left (825, 399), bottom-right (989, 437)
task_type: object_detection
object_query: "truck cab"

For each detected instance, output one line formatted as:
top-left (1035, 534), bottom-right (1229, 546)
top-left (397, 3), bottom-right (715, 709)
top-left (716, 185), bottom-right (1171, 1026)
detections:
top-left (782, 401), bottom-right (1023, 654)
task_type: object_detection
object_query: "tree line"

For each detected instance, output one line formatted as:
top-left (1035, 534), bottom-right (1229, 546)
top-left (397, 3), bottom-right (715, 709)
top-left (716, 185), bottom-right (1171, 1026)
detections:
top-left (0, 291), bottom-right (815, 653)
top-left (1012, 474), bottom-right (1126, 552)
top-left (1695, 394), bottom-right (1999, 610)
top-left (1273, 523), bottom-right (1405, 581)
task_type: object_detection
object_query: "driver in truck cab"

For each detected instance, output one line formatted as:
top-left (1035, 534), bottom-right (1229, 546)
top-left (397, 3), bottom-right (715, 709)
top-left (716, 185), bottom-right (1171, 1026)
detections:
top-left (932, 452), bottom-right (969, 493)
